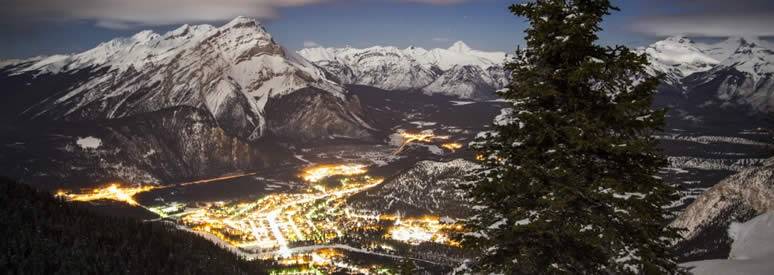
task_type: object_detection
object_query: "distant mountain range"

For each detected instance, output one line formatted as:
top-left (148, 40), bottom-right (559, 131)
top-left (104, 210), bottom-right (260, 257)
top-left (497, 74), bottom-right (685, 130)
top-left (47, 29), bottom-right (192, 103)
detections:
top-left (642, 36), bottom-right (774, 113)
top-left (298, 41), bottom-right (509, 99)
top-left (3, 19), bottom-right (773, 118)
top-left (1, 17), bottom-right (772, 187)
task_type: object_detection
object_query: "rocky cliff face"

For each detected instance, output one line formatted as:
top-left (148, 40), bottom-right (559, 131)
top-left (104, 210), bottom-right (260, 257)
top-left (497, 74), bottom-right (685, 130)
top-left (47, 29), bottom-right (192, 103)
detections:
top-left (264, 87), bottom-right (374, 142)
top-left (672, 157), bottom-right (774, 260)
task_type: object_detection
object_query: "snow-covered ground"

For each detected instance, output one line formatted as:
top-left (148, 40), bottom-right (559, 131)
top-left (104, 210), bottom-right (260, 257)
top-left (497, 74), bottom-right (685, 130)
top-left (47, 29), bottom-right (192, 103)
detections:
top-left (76, 136), bottom-right (102, 149)
top-left (683, 211), bottom-right (774, 275)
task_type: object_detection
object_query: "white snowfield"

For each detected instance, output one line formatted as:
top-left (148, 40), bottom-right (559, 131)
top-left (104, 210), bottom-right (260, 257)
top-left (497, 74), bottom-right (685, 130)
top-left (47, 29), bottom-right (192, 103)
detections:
top-left (683, 211), bottom-right (774, 275)
top-left (298, 41), bottom-right (510, 98)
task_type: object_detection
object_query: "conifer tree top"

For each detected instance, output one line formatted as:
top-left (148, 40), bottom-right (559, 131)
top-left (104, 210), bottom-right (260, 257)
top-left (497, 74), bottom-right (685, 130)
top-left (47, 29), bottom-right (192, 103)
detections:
top-left (458, 1), bottom-right (683, 274)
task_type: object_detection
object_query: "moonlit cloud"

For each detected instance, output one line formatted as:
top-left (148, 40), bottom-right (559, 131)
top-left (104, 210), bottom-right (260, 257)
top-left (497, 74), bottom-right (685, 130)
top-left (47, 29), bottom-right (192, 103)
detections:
top-left (633, 14), bottom-right (774, 37)
top-left (401, 0), bottom-right (467, 4)
top-left (2, 0), bottom-right (323, 28)
top-left (303, 41), bottom-right (321, 47)
top-left (631, 0), bottom-right (774, 37)
top-left (1, 0), bottom-right (470, 29)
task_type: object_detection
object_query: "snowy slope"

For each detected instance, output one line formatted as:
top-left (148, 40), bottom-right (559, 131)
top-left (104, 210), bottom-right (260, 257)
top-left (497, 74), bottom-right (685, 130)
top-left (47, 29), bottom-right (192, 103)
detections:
top-left (641, 36), bottom-right (719, 86)
top-left (350, 159), bottom-right (479, 218)
top-left (644, 36), bottom-right (774, 112)
top-left (4, 17), bottom-right (370, 141)
top-left (687, 37), bottom-right (774, 113)
top-left (298, 41), bottom-right (508, 99)
top-left (683, 211), bottom-right (774, 275)
top-left (671, 157), bottom-right (774, 259)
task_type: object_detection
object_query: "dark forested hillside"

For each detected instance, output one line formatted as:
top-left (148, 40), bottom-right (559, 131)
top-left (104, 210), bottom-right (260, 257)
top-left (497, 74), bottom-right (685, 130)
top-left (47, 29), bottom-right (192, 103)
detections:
top-left (0, 178), bottom-right (268, 275)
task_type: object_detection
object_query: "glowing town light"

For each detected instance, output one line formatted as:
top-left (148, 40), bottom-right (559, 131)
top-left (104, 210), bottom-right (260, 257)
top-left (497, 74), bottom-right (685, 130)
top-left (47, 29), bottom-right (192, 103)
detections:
top-left (179, 172), bottom-right (385, 259)
top-left (300, 164), bottom-right (368, 183)
top-left (60, 183), bottom-right (157, 206)
top-left (393, 130), bottom-right (450, 155)
top-left (389, 225), bottom-right (435, 244)
top-left (385, 216), bottom-right (459, 246)
top-left (441, 142), bottom-right (463, 151)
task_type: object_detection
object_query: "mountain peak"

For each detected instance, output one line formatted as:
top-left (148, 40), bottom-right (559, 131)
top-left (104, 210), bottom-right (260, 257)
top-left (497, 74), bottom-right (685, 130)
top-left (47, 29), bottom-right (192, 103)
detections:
top-left (165, 23), bottom-right (215, 38)
top-left (131, 30), bottom-right (160, 43)
top-left (223, 16), bottom-right (260, 29)
top-left (663, 35), bottom-right (694, 45)
top-left (726, 36), bottom-right (762, 46)
top-left (448, 41), bottom-right (472, 53)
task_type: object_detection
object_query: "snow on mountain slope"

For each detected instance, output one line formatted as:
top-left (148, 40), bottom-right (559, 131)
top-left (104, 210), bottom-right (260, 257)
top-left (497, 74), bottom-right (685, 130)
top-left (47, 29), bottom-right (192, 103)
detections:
top-left (298, 41), bottom-right (508, 99)
top-left (645, 36), bottom-right (774, 113)
top-left (671, 157), bottom-right (774, 259)
top-left (672, 157), bottom-right (774, 239)
top-left (349, 159), bottom-right (479, 218)
top-left (641, 36), bottom-right (719, 85)
top-left (4, 17), bottom-right (370, 141)
top-left (712, 38), bottom-right (774, 82)
top-left (419, 41), bottom-right (506, 71)
top-left (424, 65), bottom-right (507, 99)
top-left (683, 211), bottom-right (774, 275)
top-left (696, 37), bottom-right (774, 63)
top-left (685, 37), bottom-right (774, 113)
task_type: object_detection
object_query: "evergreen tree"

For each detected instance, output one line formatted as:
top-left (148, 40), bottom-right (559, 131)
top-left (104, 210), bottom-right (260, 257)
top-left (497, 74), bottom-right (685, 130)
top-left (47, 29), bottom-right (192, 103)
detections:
top-left (459, 0), bottom-right (683, 273)
top-left (398, 256), bottom-right (418, 275)
top-left (397, 247), bottom-right (418, 275)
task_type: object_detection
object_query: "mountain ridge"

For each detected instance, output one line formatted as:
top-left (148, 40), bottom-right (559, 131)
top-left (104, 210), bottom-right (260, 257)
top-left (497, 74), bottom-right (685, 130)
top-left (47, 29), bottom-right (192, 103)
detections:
top-left (643, 35), bottom-right (774, 113)
top-left (1, 17), bottom-right (372, 142)
top-left (297, 41), bottom-right (509, 99)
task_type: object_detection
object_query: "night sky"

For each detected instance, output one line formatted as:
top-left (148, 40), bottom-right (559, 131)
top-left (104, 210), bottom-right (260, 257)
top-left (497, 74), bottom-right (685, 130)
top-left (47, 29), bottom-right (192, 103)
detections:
top-left (1, 0), bottom-right (773, 59)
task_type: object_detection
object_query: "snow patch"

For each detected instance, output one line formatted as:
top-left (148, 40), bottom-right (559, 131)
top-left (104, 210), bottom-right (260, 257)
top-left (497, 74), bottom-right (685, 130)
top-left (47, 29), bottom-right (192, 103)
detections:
top-left (683, 212), bottom-right (774, 275)
top-left (76, 137), bottom-right (102, 149)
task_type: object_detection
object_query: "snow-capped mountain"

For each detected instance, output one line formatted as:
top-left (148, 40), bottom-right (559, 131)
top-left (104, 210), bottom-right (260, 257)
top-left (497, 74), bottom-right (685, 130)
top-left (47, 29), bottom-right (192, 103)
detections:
top-left (1, 17), bottom-right (372, 141)
top-left (643, 36), bottom-right (774, 113)
top-left (298, 41), bottom-right (509, 99)
top-left (642, 36), bottom-right (720, 86)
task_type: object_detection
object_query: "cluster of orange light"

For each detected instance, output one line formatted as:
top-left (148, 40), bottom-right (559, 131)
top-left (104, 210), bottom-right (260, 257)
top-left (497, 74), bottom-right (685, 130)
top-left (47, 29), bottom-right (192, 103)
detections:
top-left (179, 175), bottom-right (385, 256)
top-left (393, 131), bottom-right (450, 155)
top-left (441, 142), bottom-right (463, 151)
top-left (300, 164), bottom-right (368, 182)
top-left (399, 131), bottom-right (441, 143)
top-left (57, 183), bottom-right (157, 206)
top-left (383, 216), bottom-right (464, 247)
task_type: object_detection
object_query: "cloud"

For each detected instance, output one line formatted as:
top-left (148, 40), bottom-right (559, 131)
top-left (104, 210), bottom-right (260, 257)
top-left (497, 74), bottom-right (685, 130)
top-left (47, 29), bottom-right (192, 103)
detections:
top-left (1, 0), bottom-right (330, 28)
top-left (632, 14), bottom-right (774, 37)
top-left (1, 0), bottom-right (471, 29)
top-left (432, 37), bottom-right (450, 42)
top-left (401, 0), bottom-right (467, 4)
top-left (303, 40), bottom-right (321, 47)
top-left (631, 0), bottom-right (774, 37)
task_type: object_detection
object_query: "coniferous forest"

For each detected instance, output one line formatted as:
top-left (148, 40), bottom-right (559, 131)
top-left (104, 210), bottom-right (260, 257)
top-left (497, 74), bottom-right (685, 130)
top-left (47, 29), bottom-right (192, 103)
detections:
top-left (0, 178), bottom-right (269, 275)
